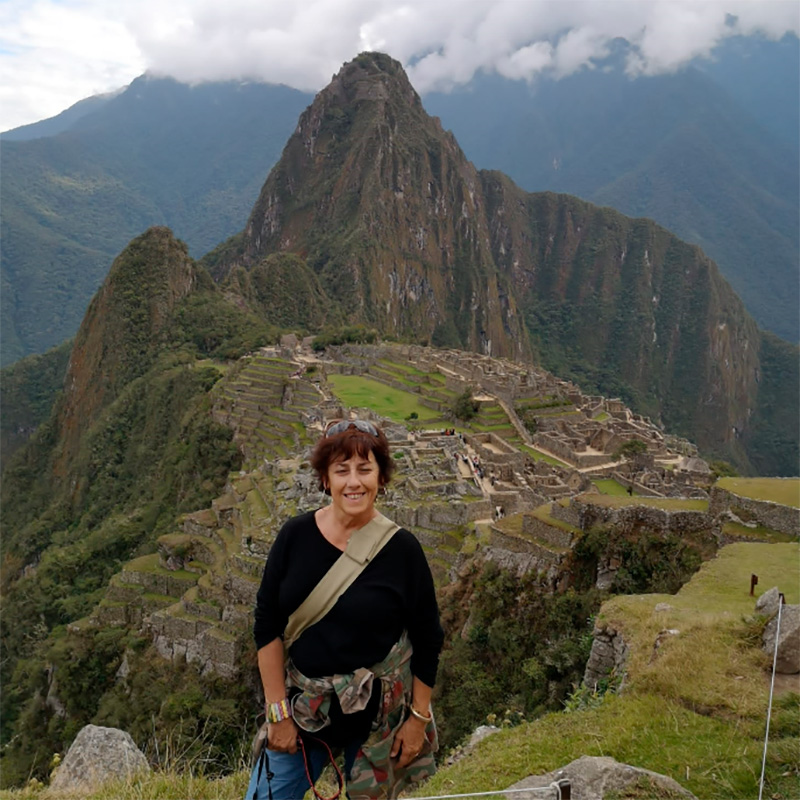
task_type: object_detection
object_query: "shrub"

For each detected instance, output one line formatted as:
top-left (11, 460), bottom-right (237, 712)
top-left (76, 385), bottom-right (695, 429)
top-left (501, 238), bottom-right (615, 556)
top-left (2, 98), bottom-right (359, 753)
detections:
top-left (451, 389), bottom-right (479, 422)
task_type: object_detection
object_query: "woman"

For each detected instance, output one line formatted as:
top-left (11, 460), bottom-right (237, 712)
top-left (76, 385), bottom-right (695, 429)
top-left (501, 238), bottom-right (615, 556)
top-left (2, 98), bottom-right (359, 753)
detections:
top-left (246, 419), bottom-right (444, 800)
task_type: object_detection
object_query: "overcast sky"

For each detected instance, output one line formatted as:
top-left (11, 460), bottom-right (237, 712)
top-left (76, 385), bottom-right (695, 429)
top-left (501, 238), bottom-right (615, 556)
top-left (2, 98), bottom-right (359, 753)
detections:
top-left (1, 0), bottom-right (798, 132)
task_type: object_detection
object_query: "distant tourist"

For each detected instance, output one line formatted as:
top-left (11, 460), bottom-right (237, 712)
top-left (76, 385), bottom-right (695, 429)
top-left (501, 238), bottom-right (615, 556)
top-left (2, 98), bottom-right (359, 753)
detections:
top-left (247, 419), bottom-right (444, 800)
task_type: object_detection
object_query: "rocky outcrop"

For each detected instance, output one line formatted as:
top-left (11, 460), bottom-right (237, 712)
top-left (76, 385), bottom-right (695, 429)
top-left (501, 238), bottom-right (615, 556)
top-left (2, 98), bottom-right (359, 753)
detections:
top-left (505, 755), bottom-right (696, 800)
top-left (583, 625), bottom-right (630, 689)
top-left (48, 724), bottom-right (149, 795)
top-left (759, 588), bottom-right (800, 675)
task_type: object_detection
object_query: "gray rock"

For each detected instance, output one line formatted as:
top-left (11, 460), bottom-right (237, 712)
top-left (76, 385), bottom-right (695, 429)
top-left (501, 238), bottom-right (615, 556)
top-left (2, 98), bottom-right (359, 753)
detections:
top-left (49, 724), bottom-right (149, 794)
top-left (654, 602), bottom-right (673, 613)
top-left (467, 724), bottom-right (501, 749)
top-left (505, 754), bottom-right (697, 799)
top-left (583, 627), bottom-right (629, 689)
top-left (763, 604), bottom-right (800, 674)
top-left (756, 587), bottom-right (781, 619)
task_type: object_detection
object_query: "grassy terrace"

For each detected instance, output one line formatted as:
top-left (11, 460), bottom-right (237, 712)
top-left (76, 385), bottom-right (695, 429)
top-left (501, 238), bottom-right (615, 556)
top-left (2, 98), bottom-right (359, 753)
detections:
top-left (592, 478), bottom-right (632, 496)
top-left (519, 444), bottom-right (570, 468)
top-left (493, 506), bottom-right (578, 543)
top-left (576, 494), bottom-right (709, 512)
top-left (716, 477), bottom-right (800, 508)
top-left (377, 358), bottom-right (427, 376)
top-left (327, 374), bottom-right (443, 422)
top-left (722, 521), bottom-right (796, 543)
top-left (529, 504), bottom-right (581, 537)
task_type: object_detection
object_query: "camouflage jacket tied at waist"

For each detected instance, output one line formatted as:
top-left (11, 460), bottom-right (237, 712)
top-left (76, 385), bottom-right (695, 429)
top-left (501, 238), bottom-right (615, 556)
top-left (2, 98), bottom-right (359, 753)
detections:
top-left (286, 631), bottom-right (438, 800)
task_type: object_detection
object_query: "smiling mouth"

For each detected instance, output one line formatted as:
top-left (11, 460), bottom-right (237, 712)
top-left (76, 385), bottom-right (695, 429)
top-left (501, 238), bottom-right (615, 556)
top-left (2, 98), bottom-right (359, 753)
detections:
top-left (344, 492), bottom-right (365, 500)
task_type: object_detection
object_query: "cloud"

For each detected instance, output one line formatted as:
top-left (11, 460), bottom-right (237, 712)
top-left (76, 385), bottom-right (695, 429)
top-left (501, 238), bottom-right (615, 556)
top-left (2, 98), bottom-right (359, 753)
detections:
top-left (0, 0), bottom-right (144, 131)
top-left (1, 0), bottom-right (798, 132)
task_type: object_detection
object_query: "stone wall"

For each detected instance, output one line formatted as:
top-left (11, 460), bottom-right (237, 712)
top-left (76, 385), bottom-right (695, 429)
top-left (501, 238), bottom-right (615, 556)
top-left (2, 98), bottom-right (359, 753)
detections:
top-left (521, 514), bottom-right (575, 549)
top-left (550, 501), bottom-right (582, 529)
top-left (575, 499), bottom-right (713, 536)
top-left (709, 487), bottom-right (799, 537)
top-left (391, 499), bottom-right (492, 530)
top-left (532, 434), bottom-right (577, 465)
top-left (490, 490), bottom-right (524, 515)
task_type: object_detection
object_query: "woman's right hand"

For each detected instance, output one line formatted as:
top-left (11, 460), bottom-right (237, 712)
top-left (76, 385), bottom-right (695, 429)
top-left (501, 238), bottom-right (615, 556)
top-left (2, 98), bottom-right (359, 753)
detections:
top-left (267, 717), bottom-right (299, 753)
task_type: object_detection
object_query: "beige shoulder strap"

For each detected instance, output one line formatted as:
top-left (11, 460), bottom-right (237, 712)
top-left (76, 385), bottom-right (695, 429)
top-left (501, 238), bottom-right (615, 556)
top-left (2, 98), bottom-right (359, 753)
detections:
top-left (283, 513), bottom-right (400, 649)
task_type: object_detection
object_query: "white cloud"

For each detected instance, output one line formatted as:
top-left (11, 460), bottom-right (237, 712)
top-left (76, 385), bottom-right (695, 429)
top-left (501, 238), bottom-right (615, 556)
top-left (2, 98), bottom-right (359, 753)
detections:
top-left (0, 0), bottom-right (145, 131)
top-left (1, 0), bottom-right (798, 132)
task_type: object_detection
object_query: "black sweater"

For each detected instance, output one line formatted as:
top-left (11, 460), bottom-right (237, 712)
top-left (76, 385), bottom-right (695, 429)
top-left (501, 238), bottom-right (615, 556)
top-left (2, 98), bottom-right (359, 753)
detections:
top-left (253, 511), bottom-right (444, 688)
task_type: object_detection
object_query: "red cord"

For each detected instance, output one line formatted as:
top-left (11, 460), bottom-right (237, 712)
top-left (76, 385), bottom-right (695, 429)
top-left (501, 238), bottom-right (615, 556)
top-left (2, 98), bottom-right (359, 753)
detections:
top-left (297, 735), bottom-right (344, 800)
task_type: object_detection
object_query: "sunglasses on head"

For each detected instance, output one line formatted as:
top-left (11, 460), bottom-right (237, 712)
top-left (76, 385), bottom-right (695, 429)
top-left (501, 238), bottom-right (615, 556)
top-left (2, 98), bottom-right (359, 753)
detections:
top-left (325, 419), bottom-right (379, 438)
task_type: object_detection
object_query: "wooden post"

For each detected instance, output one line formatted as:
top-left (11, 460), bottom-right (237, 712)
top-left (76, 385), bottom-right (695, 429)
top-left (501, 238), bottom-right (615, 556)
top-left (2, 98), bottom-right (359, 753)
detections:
top-left (750, 574), bottom-right (758, 596)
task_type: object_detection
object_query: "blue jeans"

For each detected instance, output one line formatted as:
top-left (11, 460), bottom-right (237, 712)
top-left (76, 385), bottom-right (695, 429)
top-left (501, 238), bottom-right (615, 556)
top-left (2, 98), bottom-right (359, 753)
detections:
top-left (245, 739), bottom-right (361, 800)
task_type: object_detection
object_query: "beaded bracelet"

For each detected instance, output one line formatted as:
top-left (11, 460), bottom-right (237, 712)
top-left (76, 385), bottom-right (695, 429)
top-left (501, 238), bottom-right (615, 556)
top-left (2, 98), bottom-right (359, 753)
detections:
top-left (409, 705), bottom-right (433, 724)
top-left (266, 698), bottom-right (291, 723)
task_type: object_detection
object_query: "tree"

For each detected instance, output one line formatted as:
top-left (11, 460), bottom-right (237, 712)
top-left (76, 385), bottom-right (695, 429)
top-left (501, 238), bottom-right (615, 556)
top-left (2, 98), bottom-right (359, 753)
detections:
top-left (612, 439), bottom-right (648, 461)
top-left (451, 388), bottom-right (479, 422)
top-left (710, 460), bottom-right (738, 479)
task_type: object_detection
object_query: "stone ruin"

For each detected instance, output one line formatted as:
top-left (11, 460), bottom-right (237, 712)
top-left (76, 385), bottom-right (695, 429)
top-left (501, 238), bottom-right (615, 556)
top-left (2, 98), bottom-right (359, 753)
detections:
top-left (83, 343), bottom-right (794, 679)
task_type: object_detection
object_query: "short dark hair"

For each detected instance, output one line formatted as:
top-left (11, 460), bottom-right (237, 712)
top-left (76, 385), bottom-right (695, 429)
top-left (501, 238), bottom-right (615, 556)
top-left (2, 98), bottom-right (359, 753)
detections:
top-left (310, 423), bottom-right (394, 493)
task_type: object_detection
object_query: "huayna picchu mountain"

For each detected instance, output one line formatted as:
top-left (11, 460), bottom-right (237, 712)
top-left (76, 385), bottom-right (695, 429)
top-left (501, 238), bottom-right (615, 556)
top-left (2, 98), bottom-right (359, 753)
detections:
top-left (203, 52), bottom-right (796, 476)
top-left (207, 53), bottom-right (532, 363)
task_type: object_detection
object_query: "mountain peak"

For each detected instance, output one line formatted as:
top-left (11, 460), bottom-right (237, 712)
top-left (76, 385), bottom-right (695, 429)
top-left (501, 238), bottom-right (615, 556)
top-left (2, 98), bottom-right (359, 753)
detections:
top-left (227, 51), bottom-right (530, 361)
top-left (324, 52), bottom-right (421, 107)
top-left (55, 227), bottom-right (197, 476)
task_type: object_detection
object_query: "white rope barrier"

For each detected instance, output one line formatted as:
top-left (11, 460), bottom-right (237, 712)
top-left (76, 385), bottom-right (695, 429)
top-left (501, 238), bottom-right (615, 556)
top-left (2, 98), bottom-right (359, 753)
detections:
top-left (758, 597), bottom-right (783, 800)
top-left (407, 783), bottom-right (567, 800)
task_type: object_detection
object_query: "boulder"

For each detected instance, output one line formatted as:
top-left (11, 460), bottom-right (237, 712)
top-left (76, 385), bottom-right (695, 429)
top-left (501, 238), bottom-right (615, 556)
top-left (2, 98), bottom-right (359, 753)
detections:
top-left (49, 724), bottom-right (149, 794)
top-left (505, 755), bottom-right (697, 800)
top-left (755, 587), bottom-right (781, 619)
top-left (763, 604), bottom-right (800, 674)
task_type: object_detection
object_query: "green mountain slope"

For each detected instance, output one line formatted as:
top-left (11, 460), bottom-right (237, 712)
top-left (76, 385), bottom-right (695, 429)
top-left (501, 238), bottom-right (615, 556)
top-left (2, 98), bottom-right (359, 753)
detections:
top-left (0, 78), bottom-right (312, 365)
top-left (425, 62), bottom-right (799, 343)
top-left (0, 341), bottom-right (71, 471)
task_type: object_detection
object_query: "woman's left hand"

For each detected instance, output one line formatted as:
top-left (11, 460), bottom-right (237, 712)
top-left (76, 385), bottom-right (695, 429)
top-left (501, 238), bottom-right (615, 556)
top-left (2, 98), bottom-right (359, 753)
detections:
top-left (390, 715), bottom-right (427, 768)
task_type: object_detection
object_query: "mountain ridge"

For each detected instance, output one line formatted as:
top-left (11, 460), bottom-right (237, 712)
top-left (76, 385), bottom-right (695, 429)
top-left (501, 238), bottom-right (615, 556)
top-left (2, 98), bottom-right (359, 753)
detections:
top-left (2, 41), bottom-right (798, 365)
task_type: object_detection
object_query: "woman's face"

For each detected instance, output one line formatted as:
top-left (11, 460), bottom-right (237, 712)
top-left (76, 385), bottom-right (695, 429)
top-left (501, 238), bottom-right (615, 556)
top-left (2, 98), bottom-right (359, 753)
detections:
top-left (326, 449), bottom-right (381, 520)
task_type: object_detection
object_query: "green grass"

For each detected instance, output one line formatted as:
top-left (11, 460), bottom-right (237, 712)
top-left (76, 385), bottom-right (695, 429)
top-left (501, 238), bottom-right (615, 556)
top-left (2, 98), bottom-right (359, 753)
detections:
top-left (0, 771), bottom-right (251, 800)
top-left (717, 478), bottom-right (800, 509)
top-left (418, 541), bottom-right (800, 800)
top-left (593, 479), bottom-right (632, 496)
top-left (327, 374), bottom-right (443, 422)
top-left (578, 494), bottom-right (708, 511)
top-left (722, 521), bottom-right (797, 543)
top-left (519, 444), bottom-right (570, 467)
top-left (377, 358), bottom-right (426, 376)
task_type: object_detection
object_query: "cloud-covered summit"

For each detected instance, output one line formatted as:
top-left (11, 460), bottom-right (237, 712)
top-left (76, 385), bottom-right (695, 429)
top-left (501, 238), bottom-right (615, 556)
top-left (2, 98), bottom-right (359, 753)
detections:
top-left (1, 0), bottom-right (798, 131)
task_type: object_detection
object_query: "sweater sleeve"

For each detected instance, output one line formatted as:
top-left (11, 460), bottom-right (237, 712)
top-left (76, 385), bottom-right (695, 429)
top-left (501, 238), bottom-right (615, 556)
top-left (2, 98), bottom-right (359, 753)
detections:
top-left (253, 524), bottom-right (290, 650)
top-left (405, 533), bottom-right (445, 687)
